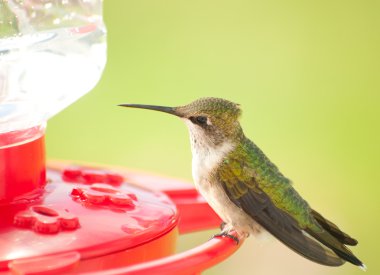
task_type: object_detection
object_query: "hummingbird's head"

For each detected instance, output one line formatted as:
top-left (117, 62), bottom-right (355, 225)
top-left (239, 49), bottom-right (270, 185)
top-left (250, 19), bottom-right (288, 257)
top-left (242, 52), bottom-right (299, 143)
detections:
top-left (175, 97), bottom-right (243, 146)
top-left (119, 97), bottom-right (244, 147)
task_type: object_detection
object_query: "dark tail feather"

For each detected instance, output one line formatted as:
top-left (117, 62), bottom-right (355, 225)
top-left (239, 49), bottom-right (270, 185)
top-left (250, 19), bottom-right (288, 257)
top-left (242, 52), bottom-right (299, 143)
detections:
top-left (277, 229), bottom-right (346, 267)
top-left (238, 195), bottom-right (346, 266)
top-left (311, 209), bottom-right (358, 246)
top-left (231, 190), bottom-right (364, 268)
top-left (306, 212), bottom-right (364, 269)
top-left (259, 221), bottom-right (345, 266)
top-left (306, 229), bottom-right (365, 269)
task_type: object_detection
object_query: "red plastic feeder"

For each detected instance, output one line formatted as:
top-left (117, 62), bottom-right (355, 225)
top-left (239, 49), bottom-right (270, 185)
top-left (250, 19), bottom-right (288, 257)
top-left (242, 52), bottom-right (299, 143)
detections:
top-left (0, 127), bottom-right (243, 275)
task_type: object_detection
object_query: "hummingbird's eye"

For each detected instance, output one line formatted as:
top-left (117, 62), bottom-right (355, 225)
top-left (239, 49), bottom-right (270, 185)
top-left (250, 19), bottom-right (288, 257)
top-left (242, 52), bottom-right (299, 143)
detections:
top-left (190, 116), bottom-right (208, 126)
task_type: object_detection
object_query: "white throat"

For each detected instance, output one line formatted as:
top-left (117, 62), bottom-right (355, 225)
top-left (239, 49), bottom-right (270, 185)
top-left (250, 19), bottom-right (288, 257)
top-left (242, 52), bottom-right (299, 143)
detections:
top-left (183, 119), bottom-right (235, 184)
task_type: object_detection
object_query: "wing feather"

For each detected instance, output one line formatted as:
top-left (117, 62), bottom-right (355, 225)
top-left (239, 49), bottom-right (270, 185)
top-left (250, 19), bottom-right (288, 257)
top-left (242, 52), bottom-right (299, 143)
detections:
top-left (221, 176), bottom-right (344, 266)
top-left (217, 140), bottom-right (363, 266)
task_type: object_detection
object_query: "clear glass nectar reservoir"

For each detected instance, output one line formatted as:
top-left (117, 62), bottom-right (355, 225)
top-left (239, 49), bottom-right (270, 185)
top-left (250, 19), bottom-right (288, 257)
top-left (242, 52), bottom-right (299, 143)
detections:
top-left (0, 0), bottom-right (107, 134)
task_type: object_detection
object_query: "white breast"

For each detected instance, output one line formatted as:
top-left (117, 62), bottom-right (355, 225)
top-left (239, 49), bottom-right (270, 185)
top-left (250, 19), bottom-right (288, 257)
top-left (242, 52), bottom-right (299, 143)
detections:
top-left (191, 141), bottom-right (233, 184)
top-left (190, 139), bottom-right (260, 237)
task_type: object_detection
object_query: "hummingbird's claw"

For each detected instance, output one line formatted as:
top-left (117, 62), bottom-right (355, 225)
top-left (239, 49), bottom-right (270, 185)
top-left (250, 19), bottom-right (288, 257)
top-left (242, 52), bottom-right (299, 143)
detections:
top-left (212, 232), bottom-right (240, 245)
top-left (220, 222), bottom-right (227, 231)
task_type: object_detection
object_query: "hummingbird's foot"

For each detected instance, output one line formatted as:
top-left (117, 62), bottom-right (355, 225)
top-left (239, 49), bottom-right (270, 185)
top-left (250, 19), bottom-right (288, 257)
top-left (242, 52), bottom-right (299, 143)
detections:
top-left (220, 222), bottom-right (227, 231)
top-left (213, 232), bottom-right (240, 245)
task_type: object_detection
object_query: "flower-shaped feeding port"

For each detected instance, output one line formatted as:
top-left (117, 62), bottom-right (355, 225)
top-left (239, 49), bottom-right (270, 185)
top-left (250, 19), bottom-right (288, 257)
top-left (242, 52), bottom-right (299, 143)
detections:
top-left (13, 205), bottom-right (79, 234)
top-left (71, 183), bottom-right (137, 208)
top-left (63, 167), bottom-right (124, 186)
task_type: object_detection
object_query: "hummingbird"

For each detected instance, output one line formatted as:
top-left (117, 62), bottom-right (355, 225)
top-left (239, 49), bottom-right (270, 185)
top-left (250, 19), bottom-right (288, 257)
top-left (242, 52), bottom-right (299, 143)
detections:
top-left (119, 97), bottom-right (365, 269)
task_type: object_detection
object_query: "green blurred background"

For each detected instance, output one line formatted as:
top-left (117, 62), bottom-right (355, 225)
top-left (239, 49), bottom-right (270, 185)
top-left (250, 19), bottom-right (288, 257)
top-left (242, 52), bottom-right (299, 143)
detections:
top-left (46, 1), bottom-right (379, 274)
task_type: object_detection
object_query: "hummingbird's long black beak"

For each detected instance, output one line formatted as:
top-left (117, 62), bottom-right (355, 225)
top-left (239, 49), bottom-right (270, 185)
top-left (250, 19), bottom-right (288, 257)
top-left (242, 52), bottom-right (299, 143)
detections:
top-left (118, 104), bottom-right (181, 117)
